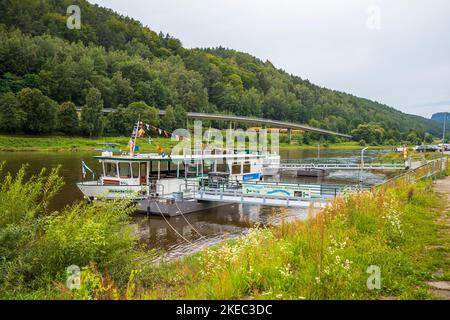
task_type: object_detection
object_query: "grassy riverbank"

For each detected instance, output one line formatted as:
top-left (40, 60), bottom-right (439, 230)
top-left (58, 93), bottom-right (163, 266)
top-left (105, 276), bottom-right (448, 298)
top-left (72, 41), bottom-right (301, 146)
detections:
top-left (1, 161), bottom-right (447, 300)
top-left (0, 135), bottom-right (177, 152)
top-left (112, 167), bottom-right (447, 300)
top-left (0, 135), bottom-right (393, 152)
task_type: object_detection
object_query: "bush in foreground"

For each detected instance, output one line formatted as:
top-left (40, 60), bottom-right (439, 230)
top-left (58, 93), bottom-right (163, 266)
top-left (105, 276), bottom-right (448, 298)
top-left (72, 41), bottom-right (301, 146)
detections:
top-left (0, 163), bottom-right (143, 299)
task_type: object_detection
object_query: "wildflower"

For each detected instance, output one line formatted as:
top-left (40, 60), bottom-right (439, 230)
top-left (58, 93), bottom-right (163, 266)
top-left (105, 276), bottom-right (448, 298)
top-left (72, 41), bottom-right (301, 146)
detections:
top-left (343, 259), bottom-right (353, 270)
top-left (335, 255), bottom-right (341, 264)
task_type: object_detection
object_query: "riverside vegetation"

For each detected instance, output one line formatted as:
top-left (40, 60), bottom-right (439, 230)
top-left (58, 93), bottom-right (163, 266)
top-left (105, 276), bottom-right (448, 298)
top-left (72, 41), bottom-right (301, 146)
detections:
top-left (0, 161), bottom-right (448, 300)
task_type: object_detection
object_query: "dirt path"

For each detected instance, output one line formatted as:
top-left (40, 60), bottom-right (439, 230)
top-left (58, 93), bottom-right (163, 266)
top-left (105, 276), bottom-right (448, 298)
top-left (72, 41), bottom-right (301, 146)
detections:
top-left (428, 175), bottom-right (450, 299)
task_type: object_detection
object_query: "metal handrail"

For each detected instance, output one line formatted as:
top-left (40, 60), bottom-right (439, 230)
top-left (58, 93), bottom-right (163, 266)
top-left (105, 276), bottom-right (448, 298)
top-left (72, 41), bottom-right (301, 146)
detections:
top-left (373, 157), bottom-right (448, 190)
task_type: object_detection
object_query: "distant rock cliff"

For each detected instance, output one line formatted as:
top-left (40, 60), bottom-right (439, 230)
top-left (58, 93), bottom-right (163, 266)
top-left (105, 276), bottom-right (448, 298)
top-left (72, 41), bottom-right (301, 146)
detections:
top-left (431, 113), bottom-right (448, 123)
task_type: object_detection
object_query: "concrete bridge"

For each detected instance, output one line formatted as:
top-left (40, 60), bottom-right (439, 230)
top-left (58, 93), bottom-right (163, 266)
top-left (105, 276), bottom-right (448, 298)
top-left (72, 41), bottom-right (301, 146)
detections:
top-left (76, 107), bottom-right (352, 138)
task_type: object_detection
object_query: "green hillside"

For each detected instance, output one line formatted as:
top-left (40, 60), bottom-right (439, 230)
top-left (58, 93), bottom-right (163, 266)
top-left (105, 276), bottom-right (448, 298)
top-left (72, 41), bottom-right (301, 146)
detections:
top-left (0, 0), bottom-right (442, 144)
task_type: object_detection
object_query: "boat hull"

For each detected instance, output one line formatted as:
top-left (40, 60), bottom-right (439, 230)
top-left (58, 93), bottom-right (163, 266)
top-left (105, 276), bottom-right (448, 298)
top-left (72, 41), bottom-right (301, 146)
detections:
top-left (77, 182), bottom-right (147, 199)
top-left (135, 198), bottom-right (234, 217)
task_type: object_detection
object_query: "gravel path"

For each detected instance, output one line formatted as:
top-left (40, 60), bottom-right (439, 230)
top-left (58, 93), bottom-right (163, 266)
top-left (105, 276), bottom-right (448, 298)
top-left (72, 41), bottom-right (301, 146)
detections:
top-left (429, 175), bottom-right (450, 299)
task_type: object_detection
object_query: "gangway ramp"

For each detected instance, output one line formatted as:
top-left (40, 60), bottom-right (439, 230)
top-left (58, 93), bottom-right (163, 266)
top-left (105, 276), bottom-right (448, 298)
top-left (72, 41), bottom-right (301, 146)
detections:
top-left (183, 181), bottom-right (358, 209)
top-left (279, 159), bottom-right (407, 171)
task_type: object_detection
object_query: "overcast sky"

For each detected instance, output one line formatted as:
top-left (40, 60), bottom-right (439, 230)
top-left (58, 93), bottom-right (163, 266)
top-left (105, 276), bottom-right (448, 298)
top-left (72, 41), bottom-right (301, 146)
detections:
top-left (90, 0), bottom-right (450, 118)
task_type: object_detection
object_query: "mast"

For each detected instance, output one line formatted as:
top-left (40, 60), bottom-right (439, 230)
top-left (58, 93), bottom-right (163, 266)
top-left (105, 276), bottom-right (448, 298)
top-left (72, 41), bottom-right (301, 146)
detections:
top-left (130, 116), bottom-right (140, 156)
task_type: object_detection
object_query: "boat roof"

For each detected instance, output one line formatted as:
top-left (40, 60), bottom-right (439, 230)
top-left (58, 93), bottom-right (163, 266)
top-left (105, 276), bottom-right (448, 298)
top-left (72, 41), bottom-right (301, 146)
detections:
top-left (94, 152), bottom-right (265, 162)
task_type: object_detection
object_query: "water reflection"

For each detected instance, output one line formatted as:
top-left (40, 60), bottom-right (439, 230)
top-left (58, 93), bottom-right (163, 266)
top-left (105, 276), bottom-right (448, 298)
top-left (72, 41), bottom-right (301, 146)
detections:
top-left (133, 203), bottom-right (313, 260)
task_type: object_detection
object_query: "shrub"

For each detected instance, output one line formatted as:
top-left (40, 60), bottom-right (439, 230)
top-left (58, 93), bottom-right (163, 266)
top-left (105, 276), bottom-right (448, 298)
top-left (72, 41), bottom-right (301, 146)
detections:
top-left (0, 163), bottom-right (143, 298)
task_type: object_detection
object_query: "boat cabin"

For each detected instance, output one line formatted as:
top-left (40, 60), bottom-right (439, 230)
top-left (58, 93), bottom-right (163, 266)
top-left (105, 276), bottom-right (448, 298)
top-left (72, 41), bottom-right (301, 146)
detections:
top-left (94, 150), bottom-right (264, 196)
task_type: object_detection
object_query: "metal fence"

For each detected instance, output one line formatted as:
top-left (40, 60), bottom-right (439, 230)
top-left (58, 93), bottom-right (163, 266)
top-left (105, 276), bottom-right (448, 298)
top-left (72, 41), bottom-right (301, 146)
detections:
top-left (372, 157), bottom-right (448, 191)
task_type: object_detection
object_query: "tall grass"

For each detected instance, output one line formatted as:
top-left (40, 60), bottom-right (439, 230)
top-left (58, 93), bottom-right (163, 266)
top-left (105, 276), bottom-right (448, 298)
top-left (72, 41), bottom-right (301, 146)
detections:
top-left (0, 162), bottom-right (144, 299)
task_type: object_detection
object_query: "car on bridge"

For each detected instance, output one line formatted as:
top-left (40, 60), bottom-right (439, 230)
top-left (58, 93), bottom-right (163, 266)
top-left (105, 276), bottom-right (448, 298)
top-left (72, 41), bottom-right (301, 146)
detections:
top-left (415, 145), bottom-right (440, 152)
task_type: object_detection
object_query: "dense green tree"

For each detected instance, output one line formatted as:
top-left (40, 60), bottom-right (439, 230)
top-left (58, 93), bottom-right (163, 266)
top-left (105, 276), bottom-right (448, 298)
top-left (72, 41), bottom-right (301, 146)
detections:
top-left (57, 101), bottom-right (79, 135)
top-left (81, 88), bottom-right (104, 137)
top-left (405, 131), bottom-right (422, 146)
top-left (302, 132), bottom-right (311, 145)
top-left (16, 87), bottom-right (57, 134)
top-left (134, 80), bottom-right (170, 109)
top-left (0, 91), bottom-right (25, 132)
top-left (351, 123), bottom-right (386, 145)
top-left (161, 105), bottom-right (176, 131)
top-left (424, 133), bottom-right (434, 144)
top-left (174, 105), bottom-right (188, 129)
top-left (239, 88), bottom-right (263, 117)
top-left (127, 101), bottom-right (159, 127)
top-left (104, 107), bottom-right (130, 136)
top-left (111, 71), bottom-right (134, 108)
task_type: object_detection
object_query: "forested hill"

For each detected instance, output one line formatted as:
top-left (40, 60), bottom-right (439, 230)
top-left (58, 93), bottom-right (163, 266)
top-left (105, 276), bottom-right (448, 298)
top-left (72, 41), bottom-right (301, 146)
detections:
top-left (0, 0), bottom-right (442, 143)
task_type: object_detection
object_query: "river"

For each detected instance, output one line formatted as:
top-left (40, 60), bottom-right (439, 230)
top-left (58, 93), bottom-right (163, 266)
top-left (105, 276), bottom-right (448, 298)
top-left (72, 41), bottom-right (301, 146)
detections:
top-left (0, 148), bottom-right (397, 260)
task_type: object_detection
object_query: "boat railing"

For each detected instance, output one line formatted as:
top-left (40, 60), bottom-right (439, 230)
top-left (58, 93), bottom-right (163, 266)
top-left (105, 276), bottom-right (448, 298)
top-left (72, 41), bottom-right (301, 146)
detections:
top-left (183, 178), bottom-right (360, 199)
top-left (281, 158), bottom-right (406, 165)
top-left (196, 188), bottom-right (324, 203)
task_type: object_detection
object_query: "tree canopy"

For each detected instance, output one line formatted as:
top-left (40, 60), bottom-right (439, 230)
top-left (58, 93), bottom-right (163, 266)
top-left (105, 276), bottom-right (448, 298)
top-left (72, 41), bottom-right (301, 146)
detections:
top-left (0, 0), bottom-right (442, 142)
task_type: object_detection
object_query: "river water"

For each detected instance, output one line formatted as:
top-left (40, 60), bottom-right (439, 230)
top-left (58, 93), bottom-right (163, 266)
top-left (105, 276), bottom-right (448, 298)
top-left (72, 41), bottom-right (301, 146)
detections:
top-left (0, 148), bottom-right (397, 259)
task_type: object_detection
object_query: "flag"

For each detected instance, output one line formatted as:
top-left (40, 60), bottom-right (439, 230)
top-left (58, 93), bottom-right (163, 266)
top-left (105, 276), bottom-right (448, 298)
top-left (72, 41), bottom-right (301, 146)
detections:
top-left (81, 161), bottom-right (94, 179)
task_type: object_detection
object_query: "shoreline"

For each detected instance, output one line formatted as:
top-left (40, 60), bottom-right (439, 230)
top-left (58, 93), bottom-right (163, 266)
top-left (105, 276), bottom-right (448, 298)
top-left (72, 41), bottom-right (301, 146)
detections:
top-left (0, 135), bottom-right (394, 153)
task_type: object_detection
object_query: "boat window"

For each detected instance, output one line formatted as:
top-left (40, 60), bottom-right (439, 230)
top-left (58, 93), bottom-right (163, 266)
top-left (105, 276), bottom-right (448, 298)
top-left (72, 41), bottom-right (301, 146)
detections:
top-left (216, 162), bottom-right (228, 173)
top-left (118, 162), bottom-right (131, 179)
top-left (139, 162), bottom-right (147, 184)
top-left (232, 162), bottom-right (241, 175)
top-left (132, 162), bottom-right (139, 178)
top-left (169, 161), bottom-right (177, 172)
top-left (177, 162), bottom-right (185, 178)
top-left (104, 162), bottom-right (117, 178)
top-left (150, 161), bottom-right (160, 174)
top-left (203, 161), bottom-right (212, 174)
top-left (160, 161), bottom-right (169, 172)
top-left (243, 161), bottom-right (251, 174)
top-left (186, 162), bottom-right (198, 178)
